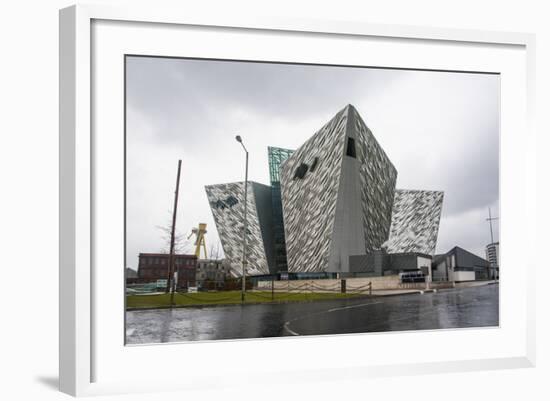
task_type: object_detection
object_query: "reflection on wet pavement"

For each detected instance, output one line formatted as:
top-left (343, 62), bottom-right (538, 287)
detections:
top-left (126, 284), bottom-right (499, 344)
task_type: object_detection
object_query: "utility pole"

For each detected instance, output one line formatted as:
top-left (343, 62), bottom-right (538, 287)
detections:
top-left (166, 160), bottom-right (182, 307)
top-left (486, 207), bottom-right (499, 244)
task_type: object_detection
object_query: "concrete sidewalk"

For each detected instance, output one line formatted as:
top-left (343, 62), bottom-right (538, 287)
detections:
top-left (371, 280), bottom-right (497, 297)
top-left (371, 288), bottom-right (437, 297)
top-left (455, 280), bottom-right (498, 288)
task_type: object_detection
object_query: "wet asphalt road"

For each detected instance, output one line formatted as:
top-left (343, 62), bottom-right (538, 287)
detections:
top-left (126, 284), bottom-right (499, 344)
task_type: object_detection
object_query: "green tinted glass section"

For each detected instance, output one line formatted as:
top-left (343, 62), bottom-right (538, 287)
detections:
top-left (267, 146), bottom-right (294, 271)
top-left (268, 146), bottom-right (294, 184)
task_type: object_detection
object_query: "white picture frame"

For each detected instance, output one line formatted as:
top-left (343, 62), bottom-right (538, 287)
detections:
top-left (59, 4), bottom-right (536, 397)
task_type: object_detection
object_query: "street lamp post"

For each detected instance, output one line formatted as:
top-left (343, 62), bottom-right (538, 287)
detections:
top-left (236, 135), bottom-right (249, 302)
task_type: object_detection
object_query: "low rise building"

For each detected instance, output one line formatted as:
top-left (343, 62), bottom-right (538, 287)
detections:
top-left (125, 267), bottom-right (139, 285)
top-left (349, 250), bottom-right (433, 282)
top-left (125, 267), bottom-right (138, 278)
top-left (432, 246), bottom-right (490, 282)
top-left (196, 259), bottom-right (232, 290)
top-left (137, 253), bottom-right (197, 289)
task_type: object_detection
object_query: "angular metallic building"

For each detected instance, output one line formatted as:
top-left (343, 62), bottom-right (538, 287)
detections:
top-left (279, 105), bottom-right (398, 273)
top-left (207, 104), bottom-right (444, 276)
top-left (385, 189), bottom-right (444, 255)
top-left (205, 182), bottom-right (275, 276)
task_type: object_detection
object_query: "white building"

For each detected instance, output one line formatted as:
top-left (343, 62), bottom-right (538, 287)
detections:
top-left (485, 242), bottom-right (499, 279)
top-left (196, 259), bottom-right (233, 289)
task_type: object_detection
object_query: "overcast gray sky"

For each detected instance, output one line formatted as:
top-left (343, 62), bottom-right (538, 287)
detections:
top-left (125, 56), bottom-right (499, 270)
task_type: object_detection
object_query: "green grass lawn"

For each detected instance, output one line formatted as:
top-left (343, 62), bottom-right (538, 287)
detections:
top-left (126, 290), bottom-right (365, 309)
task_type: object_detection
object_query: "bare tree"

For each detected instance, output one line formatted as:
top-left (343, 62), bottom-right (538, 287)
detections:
top-left (156, 211), bottom-right (192, 254)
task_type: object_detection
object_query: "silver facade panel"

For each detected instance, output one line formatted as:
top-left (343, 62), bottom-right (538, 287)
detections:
top-left (205, 181), bottom-right (273, 276)
top-left (385, 189), bottom-right (444, 255)
top-left (351, 107), bottom-right (398, 253)
top-left (280, 105), bottom-right (397, 273)
top-left (280, 107), bottom-right (348, 273)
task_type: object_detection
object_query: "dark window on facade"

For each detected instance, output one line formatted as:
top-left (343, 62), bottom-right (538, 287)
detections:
top-left (293, 163), bottom-right (309, 179)
top-left (346, 137), bottom-right (356, 158)
top-left (225, 196), bottom-right (239, 208)
top-left (309, 157), bottom-right (319, 172)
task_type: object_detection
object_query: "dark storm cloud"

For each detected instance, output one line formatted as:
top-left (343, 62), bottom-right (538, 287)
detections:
top-left (126, 56), bottom-right (400, 145)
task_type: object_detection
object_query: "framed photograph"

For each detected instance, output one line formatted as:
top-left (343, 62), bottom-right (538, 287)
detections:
top-left (59, 4), bottom-right (536, 397)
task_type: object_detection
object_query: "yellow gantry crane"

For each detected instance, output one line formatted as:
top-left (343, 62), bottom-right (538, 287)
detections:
top-left (188, 223), bottom-right (208, 259)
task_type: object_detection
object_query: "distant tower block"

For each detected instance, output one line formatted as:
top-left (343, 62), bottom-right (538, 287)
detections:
top-left (188, 223), bottom-right (208, 259)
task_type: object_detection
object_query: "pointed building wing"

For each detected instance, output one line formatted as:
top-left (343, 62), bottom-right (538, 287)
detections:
top-left (280, 105), bottom-right (397, 273)
top-left (351, 106), bottom-right (397, 253)
top-left (280, 106), bottom-right (349, 273)
top-left (385, 189), bottom-right (444, 255)
top-left (205, 182), bottom-right (274, 276)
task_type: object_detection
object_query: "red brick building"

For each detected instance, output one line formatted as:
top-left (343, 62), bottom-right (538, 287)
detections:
top-left (137, 253), bottom-right (197, 289)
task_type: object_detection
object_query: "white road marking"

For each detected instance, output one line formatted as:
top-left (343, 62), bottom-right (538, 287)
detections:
top-left (284, 301), bottom-right (383, 335)
top-left (327, 301), bottom-right (382, 313)
top-left (283, 322), bottom-right (300, 336)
